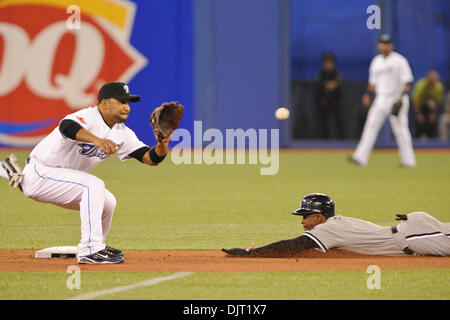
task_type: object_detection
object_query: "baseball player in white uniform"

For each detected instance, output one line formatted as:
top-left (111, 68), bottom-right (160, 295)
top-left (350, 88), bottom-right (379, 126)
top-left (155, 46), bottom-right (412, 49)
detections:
top-left (350, 34), bottom-right (416, 167)
top-left (0, 82), bottom-right (174, 264)
top-left (223, 193), bottom-right (450, 257)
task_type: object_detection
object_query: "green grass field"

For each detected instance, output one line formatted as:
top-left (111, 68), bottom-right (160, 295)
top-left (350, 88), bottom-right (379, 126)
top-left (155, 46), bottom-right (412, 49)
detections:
top-left (0, 149), bottom-right (449, 300)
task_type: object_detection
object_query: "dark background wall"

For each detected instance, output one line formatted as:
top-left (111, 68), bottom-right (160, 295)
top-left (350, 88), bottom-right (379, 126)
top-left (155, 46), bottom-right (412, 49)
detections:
top-left (289, 0), bottom-right (450, 145)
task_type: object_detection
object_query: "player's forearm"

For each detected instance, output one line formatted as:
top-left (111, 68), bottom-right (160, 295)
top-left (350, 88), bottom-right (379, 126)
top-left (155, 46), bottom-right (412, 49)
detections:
top-left (59, 120), bottom-right (104, 146)
top-left (59, 120), bottom-right (104, 145)
top-left (247, 235), bottom-right (318, 257)
top-left (142, 142), bottom-right (168, 166)
top-left (75, 128), bottom-right (102, 144)
top-left (75, 128), bottom-right (118, 155)
top-left (59, 120), bottom-right (118, 155)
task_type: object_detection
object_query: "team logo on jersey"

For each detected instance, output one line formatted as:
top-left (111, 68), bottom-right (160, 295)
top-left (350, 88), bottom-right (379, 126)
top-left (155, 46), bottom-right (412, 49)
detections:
top-left (78, 142), bottom-right (123, 160)
top-left (76, 116), bottom-right (87, 125)
top-left (0, 0), bottom-right (147, 147)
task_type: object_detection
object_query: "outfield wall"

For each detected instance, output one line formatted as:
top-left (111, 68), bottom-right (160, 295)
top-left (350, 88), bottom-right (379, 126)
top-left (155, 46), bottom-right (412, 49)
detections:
top-left (0, 0), bottom-right (448, 149)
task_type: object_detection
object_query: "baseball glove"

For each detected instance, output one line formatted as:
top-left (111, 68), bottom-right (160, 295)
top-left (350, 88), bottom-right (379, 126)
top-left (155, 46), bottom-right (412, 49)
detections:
top-left (391, 100), bottom-right (402, 116)
top-left (150, 102), bottom-right (184, 143)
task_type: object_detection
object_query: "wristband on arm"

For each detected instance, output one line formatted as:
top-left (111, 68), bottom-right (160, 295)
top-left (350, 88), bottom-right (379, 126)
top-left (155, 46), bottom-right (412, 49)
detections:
top-left (128, 146), bottom-right (167, 164)
top-left (128, 146), bottom-right (150, 163)
top-left (149, 146), bottom-right (166, 164)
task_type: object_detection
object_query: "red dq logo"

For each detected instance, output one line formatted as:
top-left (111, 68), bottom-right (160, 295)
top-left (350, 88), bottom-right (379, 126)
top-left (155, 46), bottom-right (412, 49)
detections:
top-left (0, 0), bottom-right (147, 146)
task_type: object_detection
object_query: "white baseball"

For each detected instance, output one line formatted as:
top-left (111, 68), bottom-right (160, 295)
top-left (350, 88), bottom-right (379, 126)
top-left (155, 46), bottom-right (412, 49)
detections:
top-left (275, 107), bottom-right (290, 120)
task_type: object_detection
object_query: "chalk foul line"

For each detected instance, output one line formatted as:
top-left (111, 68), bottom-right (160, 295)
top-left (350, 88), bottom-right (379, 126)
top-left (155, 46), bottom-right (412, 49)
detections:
top-left (67, 272), bottom-right (194, 300)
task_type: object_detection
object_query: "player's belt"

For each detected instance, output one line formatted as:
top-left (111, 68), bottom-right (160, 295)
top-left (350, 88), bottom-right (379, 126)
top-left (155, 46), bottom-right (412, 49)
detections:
top-left (391, 226), bottom-right (415, 255)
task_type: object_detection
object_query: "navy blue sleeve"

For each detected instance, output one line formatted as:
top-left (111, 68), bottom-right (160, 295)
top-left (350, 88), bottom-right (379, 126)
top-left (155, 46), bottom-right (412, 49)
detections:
top-left (59, 119), bottom-right (83, 140)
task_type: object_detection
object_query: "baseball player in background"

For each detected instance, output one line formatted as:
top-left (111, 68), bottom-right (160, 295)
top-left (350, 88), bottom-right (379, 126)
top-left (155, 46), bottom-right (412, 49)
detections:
top-left (222, 193), bottom-right (450, 257)
top-left (0, 81), bottom-right (183, 264)
top-left (349, 34), bottom-right (416, 167)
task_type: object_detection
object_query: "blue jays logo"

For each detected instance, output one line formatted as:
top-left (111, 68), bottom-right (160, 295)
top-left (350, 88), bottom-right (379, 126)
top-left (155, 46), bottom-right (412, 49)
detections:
top-left (78, 142), bottom-right (123, 160)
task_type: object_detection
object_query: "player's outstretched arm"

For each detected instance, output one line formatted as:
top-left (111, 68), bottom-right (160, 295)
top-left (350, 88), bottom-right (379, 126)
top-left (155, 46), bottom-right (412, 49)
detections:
top-left (222, 235), bottom-right (320, 258)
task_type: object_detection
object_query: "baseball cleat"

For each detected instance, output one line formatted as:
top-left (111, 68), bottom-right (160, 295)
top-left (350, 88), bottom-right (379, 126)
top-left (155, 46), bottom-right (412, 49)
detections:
top-left (400, 163), bottom-right (416, 168)
top-left (78, 249), bottom-right (124, 264)
top-left (1, 154), bottom-right (24, 191)
top-left (347, 155), bottom-right (363, 167)
top-left (105, 245), bottom-right (124, 257)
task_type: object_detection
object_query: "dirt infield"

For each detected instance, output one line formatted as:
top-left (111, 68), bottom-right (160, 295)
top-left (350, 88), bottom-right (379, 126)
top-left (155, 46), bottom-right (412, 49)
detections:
top-left (1, 249), bottom-right (450, 272)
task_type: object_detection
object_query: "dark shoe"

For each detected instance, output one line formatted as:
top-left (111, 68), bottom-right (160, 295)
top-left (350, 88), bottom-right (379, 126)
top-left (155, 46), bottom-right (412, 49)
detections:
top-left (78, 249), bottom-right (124, 264)
top-left (105, 245), bottom-right (124, 257)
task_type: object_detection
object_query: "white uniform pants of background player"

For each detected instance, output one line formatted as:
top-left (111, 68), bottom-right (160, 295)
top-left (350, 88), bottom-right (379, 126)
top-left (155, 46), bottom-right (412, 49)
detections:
top-left (22, 158), bottom-right (116, 257)
top-left (393, 212), bottom-right (450, 256)
top-left (353, 94), bottom-right (416, 167)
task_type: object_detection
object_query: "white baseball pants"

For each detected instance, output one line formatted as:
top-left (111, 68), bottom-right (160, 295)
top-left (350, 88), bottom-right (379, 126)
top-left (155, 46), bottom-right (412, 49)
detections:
top-left (353, 94), bottom-right (416, 166)
top-left (393, 212), bottom-right (450, 256)
top-left (21, 158), bottom-right (116, 257)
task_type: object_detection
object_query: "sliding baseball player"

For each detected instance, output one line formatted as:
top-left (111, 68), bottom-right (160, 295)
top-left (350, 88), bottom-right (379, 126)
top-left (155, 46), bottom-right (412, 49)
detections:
top-left (1, 81), bottom-right (183, 264)
top-left (223, 193), bottom-right (450, 257)
top-left (350, 34), bottom-right (416, 167)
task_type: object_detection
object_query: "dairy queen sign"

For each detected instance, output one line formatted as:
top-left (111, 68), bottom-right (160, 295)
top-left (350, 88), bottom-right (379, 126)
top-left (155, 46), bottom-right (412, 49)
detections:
top-left (0, 0), bottom-right (147, 146)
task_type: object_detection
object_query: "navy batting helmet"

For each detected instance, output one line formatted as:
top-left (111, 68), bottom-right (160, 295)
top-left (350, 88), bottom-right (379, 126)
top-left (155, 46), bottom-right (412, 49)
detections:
top-left (292, 193), bottom-right (335, 218)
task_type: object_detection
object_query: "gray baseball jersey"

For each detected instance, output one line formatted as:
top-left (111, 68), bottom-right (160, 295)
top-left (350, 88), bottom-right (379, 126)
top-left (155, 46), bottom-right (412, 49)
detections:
top-left (304, 212), bottom-right (450, 256)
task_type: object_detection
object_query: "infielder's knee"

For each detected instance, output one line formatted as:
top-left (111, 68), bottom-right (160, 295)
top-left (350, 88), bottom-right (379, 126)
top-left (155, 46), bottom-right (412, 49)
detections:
top-left (104, 190), bottom-right (117, 214)
top-left (85, 176), bottom-right (105, 191)
top-left (80, 176), bottom-right (106, 207)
